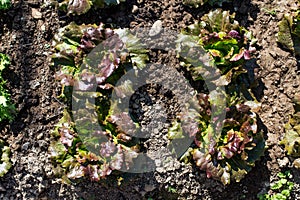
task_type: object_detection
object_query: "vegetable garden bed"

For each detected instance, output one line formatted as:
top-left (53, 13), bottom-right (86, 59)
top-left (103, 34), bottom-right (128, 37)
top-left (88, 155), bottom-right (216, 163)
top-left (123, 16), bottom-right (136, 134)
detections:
top-left (0, 0), bottom-right (300, 199)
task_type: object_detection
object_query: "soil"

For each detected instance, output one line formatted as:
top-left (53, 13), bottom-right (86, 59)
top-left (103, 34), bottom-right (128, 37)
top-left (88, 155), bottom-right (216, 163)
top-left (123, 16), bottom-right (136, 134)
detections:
top-left (0, 0), bottom-right (300, 199)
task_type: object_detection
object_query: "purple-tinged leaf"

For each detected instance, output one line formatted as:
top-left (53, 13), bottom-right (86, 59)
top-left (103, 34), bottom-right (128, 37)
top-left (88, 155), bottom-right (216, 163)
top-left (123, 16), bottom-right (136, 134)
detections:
top-left (84, 164), bottom-right (100, 181)
top-left (76, 150), bottom-right (100, 163)
top-left (243, 50), bottom-right (251, 60)
top-left (99, 163), bottom-right (112, 178)
top-left (59, 125), bottom-right (75, 147)
top-left (228, 30), bottom-right (240, 39)
top-left (230, 48), bottom-right (245, 62)
top-left (74, 79), bottom-right (95, 91)
top-left (100, 141), bottom-right (116, 157)
top-left (110, 145), bottom-right (124, 170)
top-left (108, 112), bottom-right (137, 136)
top-left (98, 83), bottom-right (114, 90)
top-left (236, 104), bottom-right (251, 113)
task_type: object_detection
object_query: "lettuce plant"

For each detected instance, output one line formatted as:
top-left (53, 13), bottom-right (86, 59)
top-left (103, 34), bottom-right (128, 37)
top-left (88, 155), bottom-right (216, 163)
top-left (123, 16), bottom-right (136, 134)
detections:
top-left (183, 0), bottom-right (232, 8)
top-left (0, 53), bottom-right (16, 123)
top-left (56, 0), bottom-right (126, 15)
top-left (176, 93), bottom-right (264, 185)
top-left (277, 11), bottom-right (300, 56)
top-left (174, 9), bottom-right (263, 185)
top-left (0, 139), bottom-right (11, 177)
top-left (50, 22), bottom-right (148, 182)
top-left (281, 94), bottom-right (300, 159)
top-left (0, 0), bottom-right (11, 10)
top-left (176, 9), bottom-right (256, 86)
top-left (52, 22), bottom-right (148, 99)
top-left (49, 109), bottom-right (139, 182)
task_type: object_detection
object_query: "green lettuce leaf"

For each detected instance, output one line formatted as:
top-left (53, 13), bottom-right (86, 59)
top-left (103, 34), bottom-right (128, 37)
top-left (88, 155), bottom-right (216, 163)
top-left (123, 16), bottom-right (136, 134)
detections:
top-left (176, 9), bottom-right (256, 86)
top-left (0, 0), bottom-right (11, 10)
top-left (281, 94), bottom-right (300, 157)
top-left (0, 139), bottom-right (12, 177)
top-left (0, 54), bottom-right (16, 122)
top-left (277, 12), bottom-right (300, 56)
top-left (57, 0), bottom-right (126, 15)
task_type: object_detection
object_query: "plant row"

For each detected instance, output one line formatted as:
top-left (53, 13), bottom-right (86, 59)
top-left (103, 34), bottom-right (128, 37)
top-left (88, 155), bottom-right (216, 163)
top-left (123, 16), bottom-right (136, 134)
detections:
top-left (50, 8), bottom-right (265, 185)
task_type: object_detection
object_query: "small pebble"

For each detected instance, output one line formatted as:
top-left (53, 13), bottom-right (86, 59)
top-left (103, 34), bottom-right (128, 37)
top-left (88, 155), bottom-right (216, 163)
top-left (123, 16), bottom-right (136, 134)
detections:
top-left (32, 8), bottom-right (42, 19)
top-left (132, 5), bottom-right (138, 13)
top-left (149, 20), bottom-right (163, 36)
top-left (21, 142), bottom-right (30, 151)
top-left (0, 184), bottom-right (6, 192)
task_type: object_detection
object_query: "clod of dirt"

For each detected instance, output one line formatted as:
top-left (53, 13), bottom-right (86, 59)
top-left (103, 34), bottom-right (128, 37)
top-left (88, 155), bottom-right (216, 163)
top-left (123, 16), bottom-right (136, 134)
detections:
top-left (31, 8), bottom-right (42, 19)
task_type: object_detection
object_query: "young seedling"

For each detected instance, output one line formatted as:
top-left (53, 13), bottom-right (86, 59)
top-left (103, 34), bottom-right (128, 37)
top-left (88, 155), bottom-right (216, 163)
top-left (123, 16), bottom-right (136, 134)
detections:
top-left (258, 171), bottom-right (294, 200)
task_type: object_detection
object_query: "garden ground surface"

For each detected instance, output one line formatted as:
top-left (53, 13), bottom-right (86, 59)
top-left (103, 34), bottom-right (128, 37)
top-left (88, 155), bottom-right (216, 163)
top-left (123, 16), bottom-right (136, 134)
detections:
top-left (0, 0), bottom-right (300, 199)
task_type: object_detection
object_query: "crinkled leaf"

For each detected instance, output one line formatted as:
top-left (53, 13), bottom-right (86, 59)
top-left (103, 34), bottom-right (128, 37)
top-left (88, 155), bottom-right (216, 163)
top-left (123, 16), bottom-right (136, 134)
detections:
top-left (108, 112), bottom-right (137, 136)
top-left (58, 0), bottom-right (126, 15)
top-left (201, 9), bottom-right (238, 33)
top-left (52, 23), bottom-right (148, 96)
top-left (67, 164), bottom-right (86, 179)
top-left (49, 140), bottom-right (67, 162)
top-left (281, 130), bottom-right (300, 156)
top-left (0, 140), bottom-right (12, 177)
top-left (191, 94), bottom-right (264, 185)
top-left (115, 28), bottom-right (149, 69)
top-left (59, 125), bottom-right (75, 147)
top-left (176, 34), bottom-right (220, 81)
top-left (100, 141), bottom-right (116, 157)
top-left (277, 12), bottom-right (300, 56)
top-left (168, 121), bottom-right (184, 139)
top-left (220, 170), bottom-right (231, 185)
top-left (0, 53), bottom-right (10, 71)
top-left (177, 9), bottom-right (256, 86)
top-left (109, 145), bottom-right (124, 170)
top-left (67, 0), bottom-right (92, 15)
top-left (84, 164), bottom-right (100, 181)
top-left (230, 47), bottom-right (245, 62)
top-left (231, 169), bottom-right (247, 183)
top-left (99, 163), bottom-right (112, 177)
top-left (0, 0), bottom-right (11, 10)
top-left (277, 14), bottom-right (294, 52)
top-left (281, 94), bottom-right (300, 157)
